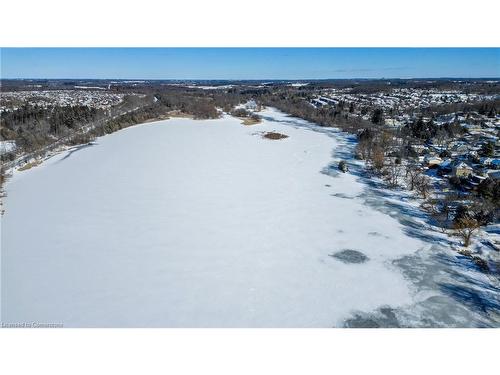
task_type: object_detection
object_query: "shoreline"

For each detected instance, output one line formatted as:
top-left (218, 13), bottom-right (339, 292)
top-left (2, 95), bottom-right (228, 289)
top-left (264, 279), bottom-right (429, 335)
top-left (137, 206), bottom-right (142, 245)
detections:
top-left (1, 107), bottom-right (498, 327)
top-left (261, 108), bottom-right (500, 327)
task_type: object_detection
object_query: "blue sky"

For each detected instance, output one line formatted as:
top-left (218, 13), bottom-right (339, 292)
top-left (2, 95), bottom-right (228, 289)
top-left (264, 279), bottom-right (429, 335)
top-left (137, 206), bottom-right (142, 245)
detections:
top-left (1, 48), bottom-right (498, 80)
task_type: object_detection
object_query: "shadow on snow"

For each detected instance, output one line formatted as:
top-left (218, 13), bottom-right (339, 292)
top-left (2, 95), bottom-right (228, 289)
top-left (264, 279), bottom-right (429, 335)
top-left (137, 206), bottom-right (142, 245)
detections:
top-left (268, 109), bottom-right (500, 327)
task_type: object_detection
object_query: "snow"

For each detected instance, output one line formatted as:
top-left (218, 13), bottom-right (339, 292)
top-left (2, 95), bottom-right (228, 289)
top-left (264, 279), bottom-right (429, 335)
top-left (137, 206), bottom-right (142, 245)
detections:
top-left (1, 108), bottom-right (498, 327)
top-left (234, 100), bottom-right (257, 110)
top-left (0, 140), bottom-right (16, 155)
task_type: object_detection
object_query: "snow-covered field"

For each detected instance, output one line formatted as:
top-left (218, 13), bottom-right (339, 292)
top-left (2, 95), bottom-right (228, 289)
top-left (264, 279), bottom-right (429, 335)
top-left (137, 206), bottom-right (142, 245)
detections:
top-left (1, 108), bottom-right (499, 327)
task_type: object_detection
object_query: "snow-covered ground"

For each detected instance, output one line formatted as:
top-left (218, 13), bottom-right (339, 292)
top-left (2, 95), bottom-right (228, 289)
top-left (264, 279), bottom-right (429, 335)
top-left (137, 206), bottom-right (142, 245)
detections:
top-left (1, 108), bottom-right (499, 327)
top-left (0, 140), bottom-right (16, 155)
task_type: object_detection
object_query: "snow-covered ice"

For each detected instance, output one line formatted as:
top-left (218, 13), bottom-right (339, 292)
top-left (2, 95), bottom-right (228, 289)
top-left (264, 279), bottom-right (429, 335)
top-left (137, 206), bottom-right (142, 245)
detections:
top-left (1, 108), bottom-right (498, 327)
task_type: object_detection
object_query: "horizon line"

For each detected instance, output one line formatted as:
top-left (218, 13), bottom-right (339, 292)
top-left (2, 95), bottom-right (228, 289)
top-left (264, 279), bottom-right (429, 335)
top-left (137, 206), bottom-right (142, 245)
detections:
top-left (2, 77), bottom-right (500, 81)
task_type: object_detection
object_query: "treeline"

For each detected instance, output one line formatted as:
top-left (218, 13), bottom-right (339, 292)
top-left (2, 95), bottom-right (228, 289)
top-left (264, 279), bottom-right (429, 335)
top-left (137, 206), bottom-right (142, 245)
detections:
top-left (91, 91), bottom-right (233, 137)
top-left (401, 117), bottom-right (466, 143)
top-left (96, 104), bottom-right (170, 136)
top-left (155, 92), bottom-right (220, 119)
top-left (256, 91), bottom-right (372, 132)
top-left (211, 89), bottom-right (254, 112)
top-left (416, 99), bottom-right (499, 117)
top-left (1, 104), bottom-right (104, 156)
top-left (2, 104), bottom-right (101, 134)
top-left (0, 89), bottom-right (229, 164)
top-left (305, 79), bottom-right (500, 95)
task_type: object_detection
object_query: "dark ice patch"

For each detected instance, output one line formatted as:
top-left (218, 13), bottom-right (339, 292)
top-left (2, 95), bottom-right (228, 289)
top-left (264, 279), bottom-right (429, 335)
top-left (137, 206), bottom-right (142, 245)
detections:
top-left (332, 193), bottom-right (355, 199)
top-left (344, 307), bottom-right (401, 328)
top-left (330, 249), bottom-right (369, 264)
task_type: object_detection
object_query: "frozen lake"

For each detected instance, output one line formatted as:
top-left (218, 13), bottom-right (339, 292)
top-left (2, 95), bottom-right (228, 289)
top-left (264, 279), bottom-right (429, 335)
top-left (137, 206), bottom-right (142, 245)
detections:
top-left (1, 108), bottom-right (498, 327)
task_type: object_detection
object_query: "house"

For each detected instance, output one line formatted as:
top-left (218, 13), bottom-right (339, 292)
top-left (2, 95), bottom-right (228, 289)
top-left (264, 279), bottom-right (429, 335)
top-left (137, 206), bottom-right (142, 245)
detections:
top-left (452, 161), bottom-right (473, 178)
top-left (424, 155), bottom-right (443, 167)
top-left (451, 143), bottom-right (469, 154)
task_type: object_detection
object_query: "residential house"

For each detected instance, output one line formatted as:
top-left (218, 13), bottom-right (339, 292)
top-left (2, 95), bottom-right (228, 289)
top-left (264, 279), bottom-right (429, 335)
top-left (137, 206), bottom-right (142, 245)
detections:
top-left (452, 161), bottom-right (473, 178)
top-left (424, 155), bottom-right (443, 168)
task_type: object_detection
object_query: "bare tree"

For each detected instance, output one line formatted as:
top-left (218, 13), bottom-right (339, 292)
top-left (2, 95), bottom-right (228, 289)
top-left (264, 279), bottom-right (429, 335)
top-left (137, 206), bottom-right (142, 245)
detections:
top-left (370, 147), bottom-right (385, 173)
top-left (384, 158), bottom-right (402, 187)
top-left (434, 128), bottom-right (450, 150)
top-left (404, 165), bottom-right (421, 191)
top-left (426, 198), bottom-right (450, 234)
top-left (414, 175), bottom-right (432, 199)
top-left (453, 218), bottom-right (480, 247)
top-left (355, 138), bottom-right (371, 160)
